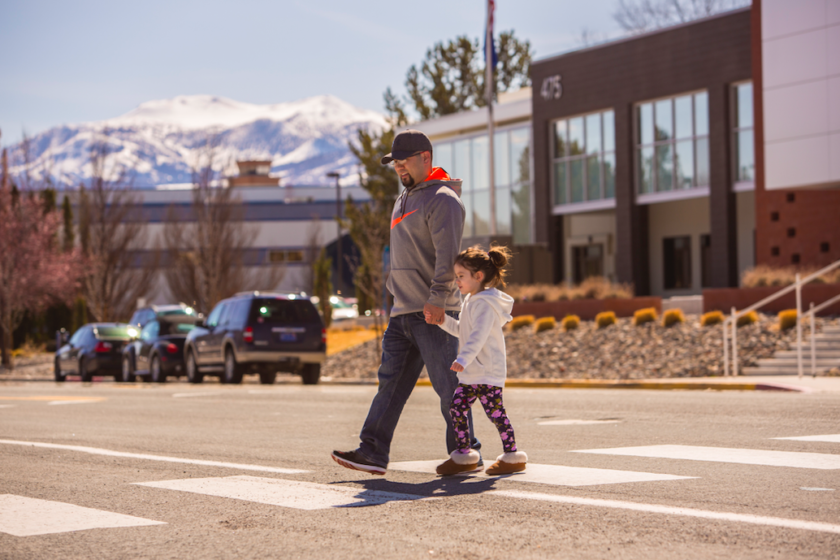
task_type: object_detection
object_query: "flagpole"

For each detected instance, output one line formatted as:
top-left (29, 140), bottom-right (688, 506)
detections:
top-left (486, 0), bottom-right (497, 237)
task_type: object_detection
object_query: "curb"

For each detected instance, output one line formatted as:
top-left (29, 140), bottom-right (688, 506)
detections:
top-left (415, 378), bottom-right (807, 392)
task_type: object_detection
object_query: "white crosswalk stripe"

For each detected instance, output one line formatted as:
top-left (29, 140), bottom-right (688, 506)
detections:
top-left (135, 476), bottom-right (433, 510)
top-left (0, 494), bottom-right (165, 537)
top-left (388, 460), bottom-right (695, 486)
top-left (572, 445), bottom-right (840, 469)
top-left (773, 434), bottom-right (840, 443)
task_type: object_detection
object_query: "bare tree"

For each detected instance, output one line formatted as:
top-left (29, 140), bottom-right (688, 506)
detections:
top-left (613, 0), bottom-right (750, 34)
top-left (80, 129), bottom-right (158, 322)
top-left (161, 137), bottom-right (285, 315)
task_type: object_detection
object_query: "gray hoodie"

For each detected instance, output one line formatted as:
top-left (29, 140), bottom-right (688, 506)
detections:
top-left (386, 168), bottom-right (465, 317)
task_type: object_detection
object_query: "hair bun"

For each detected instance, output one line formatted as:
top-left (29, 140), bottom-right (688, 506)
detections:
top-left (488, 247), bottom-right (508, 268)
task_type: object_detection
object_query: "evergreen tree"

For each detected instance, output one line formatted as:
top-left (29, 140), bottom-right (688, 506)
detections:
top-left (312, 248), bottom-right (333, 329)
top-left (40, 187), bottom-right (57, 215)
top-left (62, 195), bottom-right (75, 253)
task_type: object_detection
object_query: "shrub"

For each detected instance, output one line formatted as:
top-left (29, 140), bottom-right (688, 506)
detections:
top-left (736, 310), bottom-right (758, 327)
top-left (741, 265), bottom-right (840, 288)
top-left (505, 278), bottom-right (634, 302)
top-left (633, 307), bottom-right (657, 326)
top-left (662, 308), bottom-right (685, 327)
top-left (700, 311), bottom-right (725, 327)
top-left (561, 315), bottom-right (580, 331)
top-left (534, 316), bottom-right (556, 333)
top-left (595, 311), bottom-right (617, 329)
top-left (509, 315), bottom-right (535, 331)
top-left (778, 309), bottom-right (798, 330)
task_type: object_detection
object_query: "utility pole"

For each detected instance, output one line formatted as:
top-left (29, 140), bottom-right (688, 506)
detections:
top-left (327, 171), bottom-right (341, 294)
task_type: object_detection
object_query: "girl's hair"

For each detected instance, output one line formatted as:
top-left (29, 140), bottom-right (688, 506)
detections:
top-left (454, 245), bottom-right (512, 289)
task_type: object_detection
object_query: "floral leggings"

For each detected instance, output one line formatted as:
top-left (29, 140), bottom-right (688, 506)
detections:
top-left (450, 384), bottom-right (517, 454)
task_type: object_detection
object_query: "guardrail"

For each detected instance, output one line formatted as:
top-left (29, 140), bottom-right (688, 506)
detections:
top-left (722, 258), bottom-right (840, 378)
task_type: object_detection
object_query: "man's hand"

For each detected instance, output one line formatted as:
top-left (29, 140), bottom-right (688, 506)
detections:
top-left (424, 303), bottom-right (445, 325)
top-left (450, 361), bottom-right (464, 372)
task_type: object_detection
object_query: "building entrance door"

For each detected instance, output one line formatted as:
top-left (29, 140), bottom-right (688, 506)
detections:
top-left (572, 244), bottom-right (604, 284)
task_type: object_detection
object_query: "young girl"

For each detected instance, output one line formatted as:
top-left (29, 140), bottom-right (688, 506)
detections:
top-left (427, 245), bottom-right (527, 476)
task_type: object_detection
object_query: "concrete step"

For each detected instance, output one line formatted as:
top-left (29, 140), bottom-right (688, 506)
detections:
top-left (774, 350), bottom-right (840, 359)
top-left (757, 358), bottom-right (840, 367)
top-left (741, 366), bottom-right (833, 376)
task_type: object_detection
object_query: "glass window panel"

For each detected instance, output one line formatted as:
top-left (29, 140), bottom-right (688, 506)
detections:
top-left (639, 103), bottom-right (653, 145)
top-left (587, 155), bottom-right (600, 200)
top-left (472, 136), bottom-right (489, 191)
top-left (496, 186), bottom-right (511, 236)
top-left (554, 120), bottom-right (567, 158)
top-left (462, 192), bottom-right (473, 237)
top-left (568, 117), bottom-right (585, 155)
top-left (737, 83), bottom-right (753, 129)
top-left (639, 146), bottom-right (654, 194)
top-left (675, 95), bottom-right (693, 139)
top-left (695, 137), bottom-right (710, 186)
top-left (585, 113), bottom-right (601, 155)
top-left (655, 144), bottom-right (673, 191)
top-left (737, 129), bottom-right (754, 181)
top-left (570, 159), bottom-right (584, 203)
top-left (655, 99), bottom-right (672, 141)
top-left (511, 181), bottom-right (531, 245)
top-left (553, 161), bottom-right (566, 205)
top-left (454, 139), bottom-right (472, 192)
top-left (604, 153), bottom-right (616, 199)
top-left (434, 142), bottom-right (453, 175)
top-left (603, 110), bottom-right (615, 152)
top-left (510, 128), bottom-right (530, 184)
top-left (472, 189), bottom-right (491, 236)
top-left (694, 91), bottom-right (709, 136)
top-left (675, 139), bottom-right (694, 190)
top-left (494, 131), bottom-right (510, 187)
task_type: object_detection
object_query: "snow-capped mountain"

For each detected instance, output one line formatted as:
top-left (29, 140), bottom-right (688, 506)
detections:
top-left (9, 95), bottom-right (388, 187)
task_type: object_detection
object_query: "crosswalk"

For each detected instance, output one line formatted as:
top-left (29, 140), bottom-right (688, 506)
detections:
top-left (1, 433), bottom-right (838, 538)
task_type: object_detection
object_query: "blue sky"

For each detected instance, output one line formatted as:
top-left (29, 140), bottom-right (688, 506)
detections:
top-left (0, 0), bottom-right (620, 144)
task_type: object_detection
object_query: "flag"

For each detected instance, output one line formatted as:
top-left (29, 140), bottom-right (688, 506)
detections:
top-left (484, 0), bottom-right (498, 72)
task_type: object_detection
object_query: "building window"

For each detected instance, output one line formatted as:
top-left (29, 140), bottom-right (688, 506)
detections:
top-left (636, 91), bottom-right (709, 194)
top-left (268, 250), bottom-right (286, 263)
top-left (700, 234), bottom-right (712, 288)
top-left (551, 109), bottom-right (615, 206)
top-left (733, 82), bottom-right (754, 182)
top-left (433, 125), bottom-right (532, 244)
top-left (663, 236), bottom-right (692, 290)
top-left (572, 244), bottom-right (604, 284)
top-left (821, 242), bottom-right (830, 253)
top-left (286, 250), bottom-right (304, 262)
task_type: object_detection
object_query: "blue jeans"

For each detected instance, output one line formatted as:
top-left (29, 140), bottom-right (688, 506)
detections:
top-left (357, 311), bottom-right (479, 467)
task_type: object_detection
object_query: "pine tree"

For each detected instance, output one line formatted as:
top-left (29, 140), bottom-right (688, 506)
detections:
top-left (62, 195), bottom-right (75, 253)
top-left (312, 248), bottom-right (333, 329)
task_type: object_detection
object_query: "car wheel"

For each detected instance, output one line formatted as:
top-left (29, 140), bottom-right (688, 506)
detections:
top-left (121, 355), bottom-right (136, 383)
top-left (54, 358), bottom-right (65, 382)
top-left (150, 355), bottom-right (166, 383)
top-left (186, 350), bottom-right (203, 384)
top-left (301, 364), bottom-right (320, 385)
top-left (80, 359), bottom-right (92, 382)
top-left (259, 371), bottom-right (276, 385)
top-left (222, 348), bottom-right (243, 384)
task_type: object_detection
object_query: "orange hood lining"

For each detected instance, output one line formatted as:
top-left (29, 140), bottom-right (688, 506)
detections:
top-left (423, 167), bottom-right (451, 182)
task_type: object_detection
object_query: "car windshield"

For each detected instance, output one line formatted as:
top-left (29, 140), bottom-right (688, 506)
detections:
top-left (329, 297), bottom-right (352, 309)
top-left (95, 326), bottom-right (135, 340)
top-left (160, 308), bottom-right (194, 317)
top-left (249, 298), bottom-right (320, 324)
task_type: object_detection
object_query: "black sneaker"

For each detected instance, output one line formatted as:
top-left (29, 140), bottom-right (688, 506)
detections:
top-left (331, 450), bottom-right (387, 476)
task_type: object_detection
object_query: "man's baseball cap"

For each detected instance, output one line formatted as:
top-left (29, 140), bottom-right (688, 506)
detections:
top-left (381, 129), bottom-right (433, 165)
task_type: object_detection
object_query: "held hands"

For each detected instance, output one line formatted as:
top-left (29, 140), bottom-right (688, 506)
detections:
top-left (423, 303), bottom-right (445, 325)
top-left (450, 361), bottom-right (464, 373)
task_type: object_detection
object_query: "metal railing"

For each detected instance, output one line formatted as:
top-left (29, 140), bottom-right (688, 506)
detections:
top-left (722, 258), bottom-right (840, 378)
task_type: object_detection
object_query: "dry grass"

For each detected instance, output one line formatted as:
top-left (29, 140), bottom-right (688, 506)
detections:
top-left (11, 339), bottom-right (46, 358)
top-left (741, 265), bottom-right (840, 288)
top-left (506, 277), bottom-right (633, 302)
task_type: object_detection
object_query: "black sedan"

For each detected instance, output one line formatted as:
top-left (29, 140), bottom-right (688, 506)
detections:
top-left (55, 323), bottom-right (138, 382)
top-left (121, 316), bottom-right (197, 383)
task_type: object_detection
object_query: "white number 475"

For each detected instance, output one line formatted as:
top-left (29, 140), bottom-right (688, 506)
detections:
top-left (541, 75), bottom-right (562, 101)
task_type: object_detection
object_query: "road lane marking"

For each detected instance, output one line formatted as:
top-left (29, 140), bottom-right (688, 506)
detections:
top-left (538, 419), bottom-right (621, 426)
top-left (388, 461), bottom-right (695, 487)
top-left (171, 392), bottom-right (224, 398)
top-left (493, 490), bottom-right (840, 535)
top-left (0, 396), bottom-right (104, 403)
top-left (48, 400), bottom-right (99, 406)
top-left (0, 439), bottom-right (306, 475)
top-left (774, 434), bottom-right (840, 443)
top-left (801, 487), bottom-right (835, 492)
top-left (0, 405), bottom-right (15, 409)
top-left (0, 494), bottom-right (165, 537)
top-left (572, 445), bottom-right (840, 469)
top-left (135, 476), bottom-right (432, 510)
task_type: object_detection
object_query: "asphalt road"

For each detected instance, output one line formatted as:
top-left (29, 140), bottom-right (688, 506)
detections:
top-left (1, 379), bottom-right (839, 559)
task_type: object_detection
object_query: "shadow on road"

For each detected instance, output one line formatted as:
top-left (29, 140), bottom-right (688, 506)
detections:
top-left (330, 475), bottom-right (501, 507)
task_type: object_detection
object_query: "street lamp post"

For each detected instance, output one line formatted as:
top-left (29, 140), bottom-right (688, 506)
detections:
top-left (327, 171), bottom-right (341, 294)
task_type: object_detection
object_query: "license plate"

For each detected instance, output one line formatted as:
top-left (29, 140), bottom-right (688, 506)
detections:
top-left (280, 333), bottom-right (297, 342)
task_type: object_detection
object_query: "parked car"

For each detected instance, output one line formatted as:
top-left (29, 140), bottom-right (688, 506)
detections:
top-left (184, 292), bottom-right (326, 385)
top-left (310, 295), bottom-right (360, 322)
top-left (121, 315), bottom-right (198, 383)
top-left (54, 323), bottom-right (138, 382)
top-left (128, 303), bottom-right (196, 329)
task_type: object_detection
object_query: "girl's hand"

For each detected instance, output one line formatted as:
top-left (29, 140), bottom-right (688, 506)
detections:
top-left (450, 361), bottom-right (464, 372)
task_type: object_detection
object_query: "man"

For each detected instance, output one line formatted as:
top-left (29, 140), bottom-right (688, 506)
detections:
top-left (331, 130), bottom-right (479, 475)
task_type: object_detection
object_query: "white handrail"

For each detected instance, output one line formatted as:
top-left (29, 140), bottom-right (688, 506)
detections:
top-left (722, 258), bottom-right (840, 377)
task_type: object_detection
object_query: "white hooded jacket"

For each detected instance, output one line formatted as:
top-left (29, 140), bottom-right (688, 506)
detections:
top-left (439, 287), bottom-right (514, 387)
